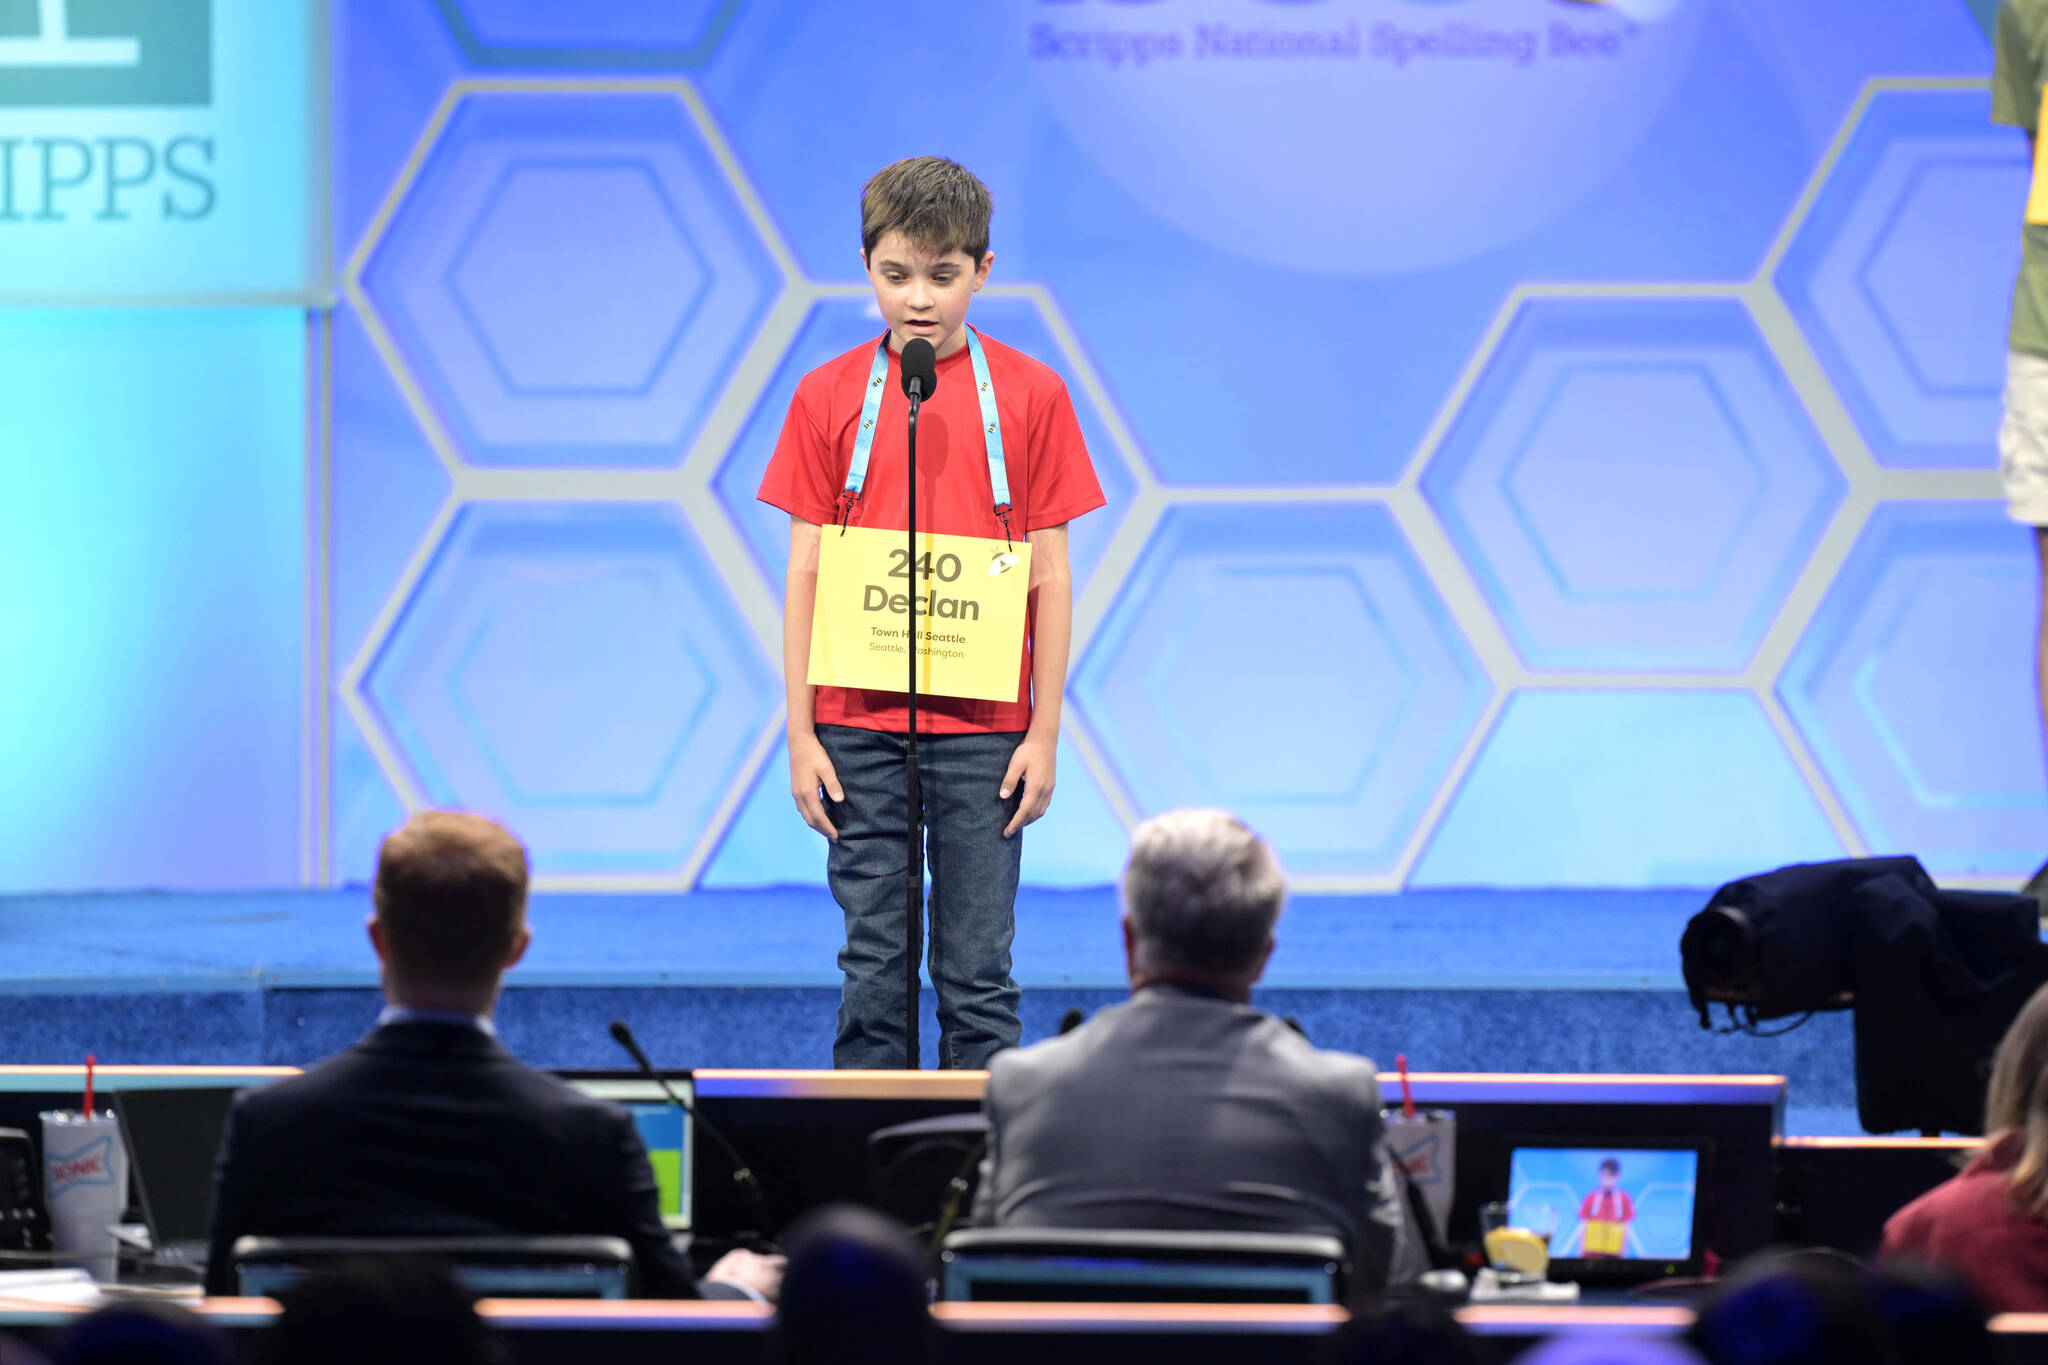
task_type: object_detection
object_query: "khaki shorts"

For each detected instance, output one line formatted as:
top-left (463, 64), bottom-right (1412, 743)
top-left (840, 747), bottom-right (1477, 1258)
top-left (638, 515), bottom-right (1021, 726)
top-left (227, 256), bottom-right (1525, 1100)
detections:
top-left (2002, 350), bottom-right (2048, 526)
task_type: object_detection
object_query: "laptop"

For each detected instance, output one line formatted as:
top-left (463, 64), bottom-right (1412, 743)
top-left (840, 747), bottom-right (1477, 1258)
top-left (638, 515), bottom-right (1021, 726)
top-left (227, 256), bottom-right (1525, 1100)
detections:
top-left (110, 1086), bottom-right (242, 1271)
top-left (563, 1077), bottom-right (694, 1232)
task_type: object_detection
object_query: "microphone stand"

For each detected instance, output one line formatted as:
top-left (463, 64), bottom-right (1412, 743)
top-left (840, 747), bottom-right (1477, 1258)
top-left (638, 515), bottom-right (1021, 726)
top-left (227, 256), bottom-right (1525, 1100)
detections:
top-left (904, 378), bottom-right (924, 1070)
top-left (609, 1021), bottom-right (770, 1248)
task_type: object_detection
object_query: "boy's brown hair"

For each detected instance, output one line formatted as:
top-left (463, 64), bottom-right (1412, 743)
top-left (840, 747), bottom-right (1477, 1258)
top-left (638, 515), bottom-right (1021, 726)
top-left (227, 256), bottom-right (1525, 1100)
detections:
top-left (860, 156), bottom-right (992, 263)
top-left (373, 810), bottom-right (529, 992)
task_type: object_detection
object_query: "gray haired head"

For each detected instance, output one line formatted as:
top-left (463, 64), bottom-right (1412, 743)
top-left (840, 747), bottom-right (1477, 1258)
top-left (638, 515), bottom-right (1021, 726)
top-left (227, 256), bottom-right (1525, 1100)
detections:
top-left (1122, 808), bottom-right (1285, 979)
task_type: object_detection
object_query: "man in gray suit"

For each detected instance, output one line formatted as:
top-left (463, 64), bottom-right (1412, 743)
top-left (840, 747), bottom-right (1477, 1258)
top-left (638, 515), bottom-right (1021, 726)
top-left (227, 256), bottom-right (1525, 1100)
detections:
top-left (973, 808), bottom-right (1407, 1290)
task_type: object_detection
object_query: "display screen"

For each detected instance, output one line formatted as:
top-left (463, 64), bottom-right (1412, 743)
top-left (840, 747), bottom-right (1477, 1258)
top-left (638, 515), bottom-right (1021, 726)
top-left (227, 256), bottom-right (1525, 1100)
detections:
top-left (1506, 1145), bottom-right (1699, 1263)
top-left (567, 1079), bottom-right (693, 1230)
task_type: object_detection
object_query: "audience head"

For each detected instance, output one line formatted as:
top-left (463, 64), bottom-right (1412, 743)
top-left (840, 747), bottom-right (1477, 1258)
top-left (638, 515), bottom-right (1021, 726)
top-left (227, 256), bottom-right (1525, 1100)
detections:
top-left (1868, 1260), bottom-right (1995, 1365)
top-left (1121, 808), bottom-right (1285, 999)
top-left (776, 1204), bottom-right (933, 1365)
top-left (1324, 1300), bottom-right (1483, 1365)
top-left (268, 1256), bottom-right (501, 1365)
top-left (369, 810), bottom-right (531, 1014)
top-left (0, 1335), bottom-right (47, 1365)
top-left (1684, 1250), bottom-right (1898, 1365)
top-left (47, 1305), bottom-right (229, 1365)
top-left (1513, 1336), bottom-right (1707, 1365)
top-left (1986, 980), bottom-right (2048, 1213)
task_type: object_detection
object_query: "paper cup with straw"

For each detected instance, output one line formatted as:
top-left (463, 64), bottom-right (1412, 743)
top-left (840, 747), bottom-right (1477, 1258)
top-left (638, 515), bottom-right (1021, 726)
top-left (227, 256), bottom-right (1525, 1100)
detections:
top-left (1382, 1056), bottom-right (1455, 1249)
top-left (41, 1056), bottom-right (127, 1281)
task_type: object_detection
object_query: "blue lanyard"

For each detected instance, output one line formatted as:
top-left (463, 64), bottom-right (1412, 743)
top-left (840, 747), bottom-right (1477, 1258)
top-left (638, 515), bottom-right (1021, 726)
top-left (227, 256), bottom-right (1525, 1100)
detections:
top-left (839, 328), bottom-right (1013, 544)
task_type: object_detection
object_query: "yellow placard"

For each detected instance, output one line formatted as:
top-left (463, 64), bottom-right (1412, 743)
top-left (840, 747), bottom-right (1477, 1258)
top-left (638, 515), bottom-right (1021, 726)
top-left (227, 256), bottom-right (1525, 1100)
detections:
top-left (1581, 1220), bottom-right (1626, 1257)
top-left (2031, 89), bottom-right (2048, 225)
top-left (809, 525), bottom-right (1032, 702)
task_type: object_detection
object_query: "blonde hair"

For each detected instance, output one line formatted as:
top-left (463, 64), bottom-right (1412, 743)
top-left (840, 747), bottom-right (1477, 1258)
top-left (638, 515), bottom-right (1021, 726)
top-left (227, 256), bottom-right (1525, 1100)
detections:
top-left (1986, 982), bottom-right (2048, 1214)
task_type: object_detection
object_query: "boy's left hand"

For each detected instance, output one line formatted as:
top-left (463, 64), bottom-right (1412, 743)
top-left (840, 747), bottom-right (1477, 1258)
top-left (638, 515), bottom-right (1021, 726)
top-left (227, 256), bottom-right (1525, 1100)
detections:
top-left (1000, 735), bottom-right (1056, 837)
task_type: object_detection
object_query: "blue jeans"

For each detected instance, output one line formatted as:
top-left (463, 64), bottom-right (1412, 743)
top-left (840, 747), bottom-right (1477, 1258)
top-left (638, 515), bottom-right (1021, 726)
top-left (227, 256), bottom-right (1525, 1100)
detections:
top-left (817, 724), bottom-right (1025, 1069)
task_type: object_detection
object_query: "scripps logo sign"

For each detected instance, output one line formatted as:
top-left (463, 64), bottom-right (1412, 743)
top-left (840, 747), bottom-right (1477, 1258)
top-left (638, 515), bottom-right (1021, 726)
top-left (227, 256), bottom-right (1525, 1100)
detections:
top-left (0, 0), bottom-right (209, 104)
top-left (1031, 0), bottom-right (1650, 68)
top-left (45, 1135), bottom-right (116, 1197)
top-left (1014, 0), bottom-right (1701, 274)
top-left (0, 0), bottom-right (216, 222)
top-left (1039, 0), bottom-right (1620, 6)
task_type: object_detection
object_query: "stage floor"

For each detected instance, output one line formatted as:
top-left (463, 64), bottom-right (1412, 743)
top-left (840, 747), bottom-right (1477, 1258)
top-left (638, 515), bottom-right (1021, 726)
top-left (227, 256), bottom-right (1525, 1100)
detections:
top-left (0, 886), bottom-right (1865, 1133)
top-left (2, 886), bottom-right (1710, 989)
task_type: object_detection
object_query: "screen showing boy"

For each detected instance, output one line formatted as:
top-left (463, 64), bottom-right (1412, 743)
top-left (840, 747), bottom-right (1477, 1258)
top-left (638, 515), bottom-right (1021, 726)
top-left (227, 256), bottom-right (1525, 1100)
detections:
top-left (1507, 1146), bottom-right (1698, 1262)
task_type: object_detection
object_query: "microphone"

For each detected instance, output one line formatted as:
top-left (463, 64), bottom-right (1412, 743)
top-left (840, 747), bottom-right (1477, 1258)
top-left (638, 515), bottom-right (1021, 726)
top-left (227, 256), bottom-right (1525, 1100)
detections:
top-left (1058, 1008), bottom-right (1085, 1035)
top-left (900, 336), bottom-right (938, 402)
top-left (607, 1019), bottom-right (771, 1244)
top-left (895, 333), bottom-right (936, 1065)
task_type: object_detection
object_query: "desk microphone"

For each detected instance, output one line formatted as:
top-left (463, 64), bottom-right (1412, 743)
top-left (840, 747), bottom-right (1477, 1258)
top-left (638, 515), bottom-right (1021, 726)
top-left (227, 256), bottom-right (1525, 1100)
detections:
top-left (900, 335), bottom-right (937, 401)
top-left (606, 1019), bottom-right (771, 1244)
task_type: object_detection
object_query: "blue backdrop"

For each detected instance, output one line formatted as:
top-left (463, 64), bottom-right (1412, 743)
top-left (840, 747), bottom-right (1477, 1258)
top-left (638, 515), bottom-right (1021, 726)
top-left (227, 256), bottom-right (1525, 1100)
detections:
top-left (0, 0), bottom-right (2030, 892)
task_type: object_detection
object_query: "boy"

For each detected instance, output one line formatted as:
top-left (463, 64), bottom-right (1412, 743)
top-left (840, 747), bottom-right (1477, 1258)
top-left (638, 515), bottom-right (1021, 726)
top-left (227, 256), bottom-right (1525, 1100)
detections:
top-left (1578, 1157), bottom-right (1635, 1259)
top-left (756, 157), bottom-right (1105, 1069)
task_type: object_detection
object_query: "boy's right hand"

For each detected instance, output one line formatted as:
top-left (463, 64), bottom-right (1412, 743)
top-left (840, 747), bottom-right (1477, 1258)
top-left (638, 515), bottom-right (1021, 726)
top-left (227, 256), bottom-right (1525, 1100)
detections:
top-left (789, 732), bottom-right (844, 841)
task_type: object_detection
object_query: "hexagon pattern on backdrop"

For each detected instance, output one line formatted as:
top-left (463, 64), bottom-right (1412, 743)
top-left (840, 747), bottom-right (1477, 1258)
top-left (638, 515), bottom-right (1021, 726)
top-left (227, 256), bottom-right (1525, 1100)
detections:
top-left (1412, 690), bottom-right (1847, 887)
top-left (712, 295), bottom-right (883, 587)
top-left (328, 12), bottom-right (2034, 888)
top-left (711, 294), bottom-right (1142, 599)
top-left (700, 731), bottom-right (1131, 889)
top-left (433, 0), bottom-right (741, 69)
top-left (1072, 504), bottom-right (1489, 880)
top-left (358, 92), bottom-right (780, 468)
top-left (1780, 503), bottom-right (2048, 877)
top-left (361, 503), bottom-right (775, 875)
top-left (1421, 297), bottom-right (1844, 673)
top-left (1629, 1185), bottom-right (1699, 1257)
top-left (1775, 89), bottom-right (2025, 468)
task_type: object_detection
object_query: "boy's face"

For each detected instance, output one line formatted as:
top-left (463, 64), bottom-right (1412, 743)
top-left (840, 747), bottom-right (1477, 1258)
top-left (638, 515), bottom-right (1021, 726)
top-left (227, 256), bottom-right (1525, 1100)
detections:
top-left (863, 231), bottom-right (992, 359)
top-left (1599, 1168), bottom-right (1618, 1189)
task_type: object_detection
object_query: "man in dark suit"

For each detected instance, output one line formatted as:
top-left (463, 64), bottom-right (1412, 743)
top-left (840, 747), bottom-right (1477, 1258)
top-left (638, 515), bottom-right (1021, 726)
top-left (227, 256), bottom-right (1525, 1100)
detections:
top-left (973, 808), bottom-right (1410, 1290)
top-left (203, 810), bottom-right (781, 1300)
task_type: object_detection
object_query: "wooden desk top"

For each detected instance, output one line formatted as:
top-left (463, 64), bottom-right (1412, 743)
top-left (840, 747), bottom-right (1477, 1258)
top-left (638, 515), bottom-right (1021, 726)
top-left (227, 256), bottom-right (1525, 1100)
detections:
top-left (0, 1065), bottom-right (1788, 1106)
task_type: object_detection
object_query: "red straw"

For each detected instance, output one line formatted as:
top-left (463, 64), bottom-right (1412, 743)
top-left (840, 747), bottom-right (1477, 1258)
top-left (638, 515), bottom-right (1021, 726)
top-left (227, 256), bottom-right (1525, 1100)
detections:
top-left (83, 1054), bottom-right (96, 1116)
top-left (1396, 1053), bottom-right (1415, 1120)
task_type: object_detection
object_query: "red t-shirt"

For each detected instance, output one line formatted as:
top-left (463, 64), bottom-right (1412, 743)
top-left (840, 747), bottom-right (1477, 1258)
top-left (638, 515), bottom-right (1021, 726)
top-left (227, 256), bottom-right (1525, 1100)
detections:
top-left (1882, 1135), bottom-right (2048, 1312)
top-left (1579, 1189), bottom-right (1635, 1224)
top-left (758, 329), bottom-right (1106, 735)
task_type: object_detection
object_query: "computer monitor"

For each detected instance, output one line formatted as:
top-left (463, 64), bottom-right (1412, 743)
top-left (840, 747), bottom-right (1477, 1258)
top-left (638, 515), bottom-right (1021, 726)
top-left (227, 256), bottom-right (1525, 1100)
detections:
top-left (1503, 1138), bottom-right (1710, 1282)
top-left (565, 1078), bottom-right (693, 1231)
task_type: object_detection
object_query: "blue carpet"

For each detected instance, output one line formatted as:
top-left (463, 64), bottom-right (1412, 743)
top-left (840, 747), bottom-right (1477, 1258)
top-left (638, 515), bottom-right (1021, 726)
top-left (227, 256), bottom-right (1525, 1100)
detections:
top-left (0, 887), bottom-right (1868, 1130)
top-left (0, 887), bottom-right (1707, 987)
